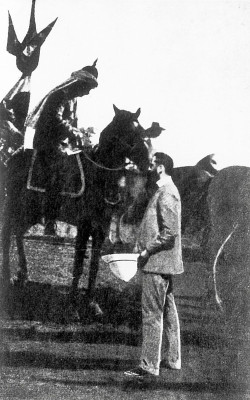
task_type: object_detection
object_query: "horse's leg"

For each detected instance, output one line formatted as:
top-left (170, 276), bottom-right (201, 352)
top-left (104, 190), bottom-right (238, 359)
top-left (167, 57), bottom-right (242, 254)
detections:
top-left (1, 215), bottom-right (14, 316)
top-left (71, 221), bottom-right (91, 306)
top-left (86, 228), bottom-right (105, 316)
top-left (2, 218), bottom-right (12, 285)
top-left (15, 230), bottom-right (28, 284)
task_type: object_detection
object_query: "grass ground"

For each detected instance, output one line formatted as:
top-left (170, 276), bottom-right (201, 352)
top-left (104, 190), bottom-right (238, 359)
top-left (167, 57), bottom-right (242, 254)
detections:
top-left (0, 224), bottom-right (249, 399)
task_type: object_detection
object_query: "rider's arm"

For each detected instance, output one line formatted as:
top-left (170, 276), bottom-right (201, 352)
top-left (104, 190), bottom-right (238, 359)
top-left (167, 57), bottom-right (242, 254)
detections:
top-left (55, 100), bottom-right (75, 135)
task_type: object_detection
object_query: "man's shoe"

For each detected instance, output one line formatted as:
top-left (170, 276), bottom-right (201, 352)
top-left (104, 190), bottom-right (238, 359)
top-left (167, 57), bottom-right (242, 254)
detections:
top-left (124, 367), bottom-right (156, 380)
top-left (160, 360), bottom-right (181, 370)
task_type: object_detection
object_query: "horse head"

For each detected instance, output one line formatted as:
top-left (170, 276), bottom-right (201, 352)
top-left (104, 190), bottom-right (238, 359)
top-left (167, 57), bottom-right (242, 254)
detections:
top-left (97, 105), bottom-right (149, 173)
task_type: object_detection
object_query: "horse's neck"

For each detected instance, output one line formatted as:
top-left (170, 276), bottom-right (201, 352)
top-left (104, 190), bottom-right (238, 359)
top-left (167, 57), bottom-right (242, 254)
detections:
top-left (96, 145), bottom-right (124, 169)
top-left (98, 121), bottom-right (120, 147)
top-left (96, 123), bottom-right (126, 168)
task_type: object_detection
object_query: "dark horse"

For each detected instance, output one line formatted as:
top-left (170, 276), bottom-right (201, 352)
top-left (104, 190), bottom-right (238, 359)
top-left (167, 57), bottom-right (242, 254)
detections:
top-left (1, 105), bottom-right (149, 316)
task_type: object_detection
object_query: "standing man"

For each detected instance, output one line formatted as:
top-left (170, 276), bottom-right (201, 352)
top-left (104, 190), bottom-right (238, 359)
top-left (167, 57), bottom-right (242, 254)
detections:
top-left (24, 60), bottom-right (98, 235)
top-left (125, 152), bottom-right (184, 380)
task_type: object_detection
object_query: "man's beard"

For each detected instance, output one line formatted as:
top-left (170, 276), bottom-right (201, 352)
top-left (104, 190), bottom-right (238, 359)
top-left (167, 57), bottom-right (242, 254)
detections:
top-left (146, 169), bottom-right (159, 196)
top-left (149, 169), bottom-right (159, 184)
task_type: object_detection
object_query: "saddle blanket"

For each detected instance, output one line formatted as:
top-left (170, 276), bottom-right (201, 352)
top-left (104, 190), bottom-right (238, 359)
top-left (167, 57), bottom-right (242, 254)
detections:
top-left (27, 150), bottom-right (85, 198)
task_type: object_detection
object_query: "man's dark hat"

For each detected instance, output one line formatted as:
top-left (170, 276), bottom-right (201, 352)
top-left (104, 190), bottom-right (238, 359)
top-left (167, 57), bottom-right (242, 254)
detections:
top-left (144, 121), bottom-right (166, 138)
top-left (82, 59), bottom-right (98, 79)
top-left (149, 122), bottom-right (165, 131)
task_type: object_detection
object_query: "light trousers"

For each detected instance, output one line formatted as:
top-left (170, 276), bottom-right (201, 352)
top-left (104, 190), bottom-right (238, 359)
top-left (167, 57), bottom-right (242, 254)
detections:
top-left (139, 272), bottom-right (181, 375)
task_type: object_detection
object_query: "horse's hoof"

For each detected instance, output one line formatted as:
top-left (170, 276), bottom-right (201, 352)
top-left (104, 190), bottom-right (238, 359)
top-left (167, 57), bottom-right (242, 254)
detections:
top-left (89, 301), bottom-right (104, 317)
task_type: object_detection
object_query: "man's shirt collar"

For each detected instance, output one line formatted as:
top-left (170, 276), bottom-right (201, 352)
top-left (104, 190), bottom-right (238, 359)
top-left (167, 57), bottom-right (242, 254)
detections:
top-left (156, 175), bottom-right (172, 188)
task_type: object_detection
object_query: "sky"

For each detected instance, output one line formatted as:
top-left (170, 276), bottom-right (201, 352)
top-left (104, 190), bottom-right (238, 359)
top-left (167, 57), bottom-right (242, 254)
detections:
top-left (0, 0), bottom-right (249, 169)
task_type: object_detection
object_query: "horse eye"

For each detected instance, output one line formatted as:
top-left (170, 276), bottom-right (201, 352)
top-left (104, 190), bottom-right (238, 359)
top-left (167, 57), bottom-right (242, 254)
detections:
top-left (133, 121), bottom-right (139, 128)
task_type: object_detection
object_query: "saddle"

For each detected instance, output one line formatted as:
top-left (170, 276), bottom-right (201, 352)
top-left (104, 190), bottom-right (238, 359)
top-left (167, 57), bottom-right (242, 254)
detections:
top-left (27, 149), bottom-right (85, 198)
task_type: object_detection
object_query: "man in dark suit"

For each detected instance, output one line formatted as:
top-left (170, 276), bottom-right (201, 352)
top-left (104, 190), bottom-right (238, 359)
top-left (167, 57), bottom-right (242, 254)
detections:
top-left (125, 152), bottom-right (184, 380)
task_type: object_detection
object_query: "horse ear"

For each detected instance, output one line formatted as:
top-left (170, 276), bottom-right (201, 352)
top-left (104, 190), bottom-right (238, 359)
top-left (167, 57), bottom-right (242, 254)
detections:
top-left (134, 108), bottom-right (141, 119)
top-left (113, 104), bottom-right (120, 115)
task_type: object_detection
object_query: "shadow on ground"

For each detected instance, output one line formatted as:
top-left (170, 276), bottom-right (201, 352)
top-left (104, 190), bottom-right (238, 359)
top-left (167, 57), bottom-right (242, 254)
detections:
top-left (0, 280), bottom-right (142, 328)
top-left (0, 352), bottom-right (246, 396)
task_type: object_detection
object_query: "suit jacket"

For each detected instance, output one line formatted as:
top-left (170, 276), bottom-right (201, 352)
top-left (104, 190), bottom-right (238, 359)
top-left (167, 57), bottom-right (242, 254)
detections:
top-left (136, 177), bottom-right (184, 275)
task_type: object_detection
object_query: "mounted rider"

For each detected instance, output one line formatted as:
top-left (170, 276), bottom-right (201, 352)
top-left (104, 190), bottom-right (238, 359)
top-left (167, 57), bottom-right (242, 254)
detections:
top-left (24, 60), bottom-right (98, 235)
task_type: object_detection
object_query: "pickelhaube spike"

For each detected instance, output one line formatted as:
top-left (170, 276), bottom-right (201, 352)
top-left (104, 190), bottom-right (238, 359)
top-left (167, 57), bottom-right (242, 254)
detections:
top-left (82, 59), bottom-right (98, 79)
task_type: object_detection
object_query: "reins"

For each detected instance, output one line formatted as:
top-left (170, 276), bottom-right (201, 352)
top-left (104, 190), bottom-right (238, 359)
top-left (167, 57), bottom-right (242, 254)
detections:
top-left (81, 120), bottom-right (145, 172)
top-left (80, 147), bottom-right (125, 206)
top-left (81, 147), bottom-right (125, 172)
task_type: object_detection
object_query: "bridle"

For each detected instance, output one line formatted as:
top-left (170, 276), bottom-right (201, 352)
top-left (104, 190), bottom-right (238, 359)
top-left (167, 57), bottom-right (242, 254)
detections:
top-left (80, 121), bottom-right (147, 205)
top-left (81, 130), bottom-right (145, 172)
